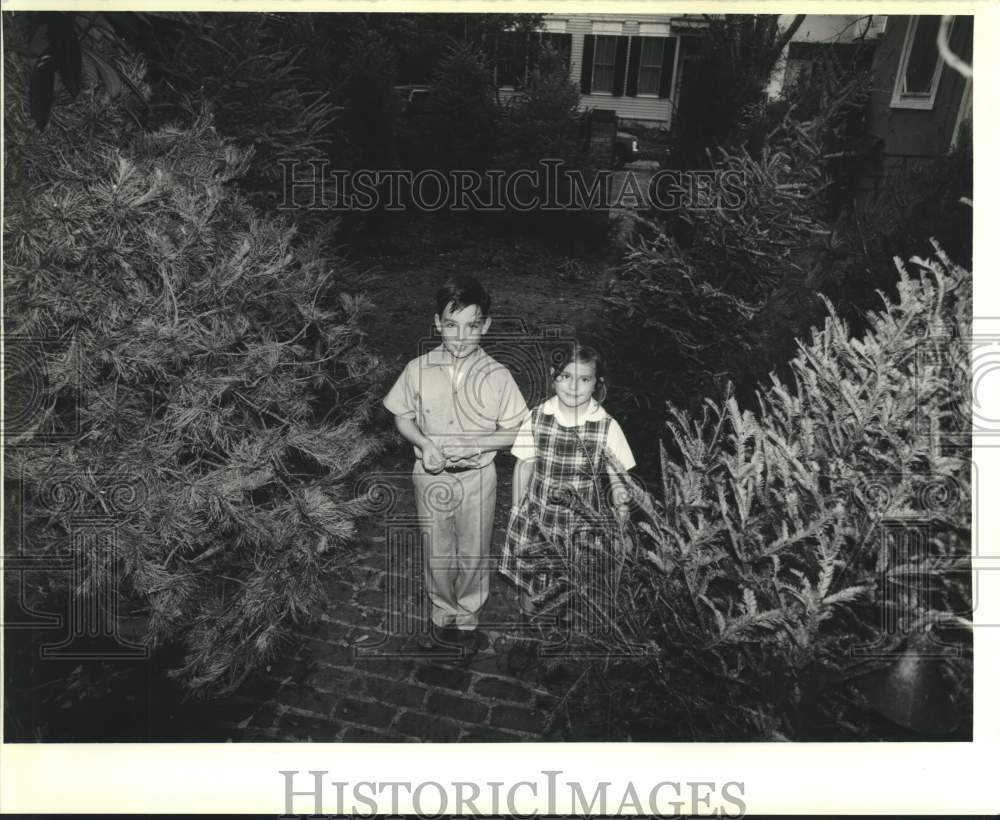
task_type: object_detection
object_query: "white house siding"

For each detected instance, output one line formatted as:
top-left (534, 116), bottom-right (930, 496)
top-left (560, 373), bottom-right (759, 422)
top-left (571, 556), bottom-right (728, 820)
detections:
top-left (497, 15), bottom-right (679, 126)
top-left (569, 16), bottom-right (676, 125)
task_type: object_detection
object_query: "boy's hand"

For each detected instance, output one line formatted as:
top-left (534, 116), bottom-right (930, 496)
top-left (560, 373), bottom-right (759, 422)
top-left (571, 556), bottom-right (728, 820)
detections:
top-left (421, 440), bottom-right (446, 473)
top-left (440, 437), bottom-right (480, 463)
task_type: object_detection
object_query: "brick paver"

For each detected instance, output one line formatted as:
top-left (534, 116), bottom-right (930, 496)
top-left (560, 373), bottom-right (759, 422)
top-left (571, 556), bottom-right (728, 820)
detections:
top-left (427, 690), bottom-right (490, 724)
top-left (489, 704), bottom-right (549, 734)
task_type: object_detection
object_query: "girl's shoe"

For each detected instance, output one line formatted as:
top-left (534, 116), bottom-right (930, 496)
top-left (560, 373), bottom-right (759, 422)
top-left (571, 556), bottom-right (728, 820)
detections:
top-left (506, 640), bottom-right (540, 674)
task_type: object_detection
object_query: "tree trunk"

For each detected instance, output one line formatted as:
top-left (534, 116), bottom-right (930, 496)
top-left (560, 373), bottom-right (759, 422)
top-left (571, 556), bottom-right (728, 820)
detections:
top-left (767, 14), bottom-right (807, 67)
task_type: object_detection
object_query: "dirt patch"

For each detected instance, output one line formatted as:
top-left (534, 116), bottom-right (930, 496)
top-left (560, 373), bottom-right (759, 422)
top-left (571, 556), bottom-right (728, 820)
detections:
top-left (346, 211), bottom-right (618, 367)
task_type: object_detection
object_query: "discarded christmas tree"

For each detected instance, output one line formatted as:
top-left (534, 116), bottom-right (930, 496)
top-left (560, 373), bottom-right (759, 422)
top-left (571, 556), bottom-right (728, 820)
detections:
top-left (558, 241), bottom-right (972, 739)
top-left (4, 45), bottom-right (388, 695)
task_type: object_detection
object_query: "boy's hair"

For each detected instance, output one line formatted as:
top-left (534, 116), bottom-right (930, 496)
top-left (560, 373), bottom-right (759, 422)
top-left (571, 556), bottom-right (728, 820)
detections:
top-left (436, 275), bottom-right (491, 319)
top-left (550, 343), bottom-right (608, 403)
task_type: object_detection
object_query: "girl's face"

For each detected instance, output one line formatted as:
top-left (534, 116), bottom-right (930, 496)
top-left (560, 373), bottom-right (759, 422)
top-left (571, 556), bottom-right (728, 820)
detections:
top-left (553, 359), bottom-right (599, 409)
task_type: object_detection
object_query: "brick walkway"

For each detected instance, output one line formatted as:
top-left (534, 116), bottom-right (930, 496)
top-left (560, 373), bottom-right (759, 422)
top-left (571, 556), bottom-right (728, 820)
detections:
top-left (223, 447), bottom-right (568, 742)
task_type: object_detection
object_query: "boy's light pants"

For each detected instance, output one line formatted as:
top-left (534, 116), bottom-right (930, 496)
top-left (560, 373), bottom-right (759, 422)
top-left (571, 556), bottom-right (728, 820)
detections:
top-left (412, 461), bottom-right (496, 630)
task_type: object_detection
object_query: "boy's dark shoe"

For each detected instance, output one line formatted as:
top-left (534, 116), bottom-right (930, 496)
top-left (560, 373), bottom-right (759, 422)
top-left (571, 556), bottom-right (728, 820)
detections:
top-left (455, 629), bottom-right (490, 657)
top-left (417, 624), bottom-right (460, 652)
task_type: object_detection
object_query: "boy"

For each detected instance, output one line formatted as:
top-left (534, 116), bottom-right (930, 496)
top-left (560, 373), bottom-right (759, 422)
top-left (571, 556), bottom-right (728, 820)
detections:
top-left (383, 276), bottom-right (528, 656)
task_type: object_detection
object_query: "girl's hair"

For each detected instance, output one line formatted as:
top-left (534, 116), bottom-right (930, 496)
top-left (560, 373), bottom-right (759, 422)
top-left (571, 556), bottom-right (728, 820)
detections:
top-left (550, 343), bottom-right (608, 403)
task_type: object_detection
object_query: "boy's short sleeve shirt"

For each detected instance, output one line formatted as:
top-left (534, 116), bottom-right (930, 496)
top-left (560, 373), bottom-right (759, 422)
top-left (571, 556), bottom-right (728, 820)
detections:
top-left (510, 397), bottom-right (636, 471)
top-left (383, 345), bottom-right (528, 465)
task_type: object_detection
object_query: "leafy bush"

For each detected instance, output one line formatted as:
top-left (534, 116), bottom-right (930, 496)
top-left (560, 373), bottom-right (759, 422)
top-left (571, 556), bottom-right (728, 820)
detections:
top-left (492, 43), bottom-right (607, 248)
top-left (552, 243), bottom-right (971, 740)
top-left (606, 36), bottom-right (873, 433)
top-left (4, 46), bottom-right (388, 695)
top-left (846, 134), bottom-right (972, 286)
top-left (774, 43), bottom-right (875, 219)
top-left (142, 14), bottom-right (341, 213)
top-left (602, 226), bottom-right (763, 422)
top-left (337, 30), bottom-right (400, 170)
top-left (496, 44), bottom-right (583, 172)
top-left (601, 145), bottom-right (829, 448)
top-left (405, 42), bottom-right (499, 172)
top-left (601, 67), bottom-right (875, 453)
top-left (671, 15), bottom-right (807, 169)
top-left (3, 10), bottom-right (189, 131)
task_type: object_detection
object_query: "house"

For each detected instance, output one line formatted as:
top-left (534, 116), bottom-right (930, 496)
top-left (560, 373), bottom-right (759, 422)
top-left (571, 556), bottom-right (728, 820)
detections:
top-left (488, 13), bottom-right (973, 164)
top-left (862, 14), bottom-right (973, 186)
top-left (766, 14), bottom-right (887, 99)
top-left (722, 14), bottom-right (971, 200)
top-left (489, 14), bottom-right (887, 129)
top-left (492, 14), bottom-right (701, 129)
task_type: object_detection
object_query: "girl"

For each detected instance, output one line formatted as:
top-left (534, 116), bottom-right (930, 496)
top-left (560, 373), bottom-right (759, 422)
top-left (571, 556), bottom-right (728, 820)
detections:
top-left (499, 344), bottom-right (636, 616)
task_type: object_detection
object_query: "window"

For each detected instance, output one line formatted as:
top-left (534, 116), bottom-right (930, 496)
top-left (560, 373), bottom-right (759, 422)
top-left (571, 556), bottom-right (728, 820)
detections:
top-left (625, 36), bottom-right (677, 99)
top-left (903, 17), bottom-right (940, 94)
top-left (582, 33), bottom-right (629, 96)
top-left (495, 30), bottom-right (572, 88)
top-left (637, 38), bottom-right (665, 95)
top-left (592, 35), bottom-right (618, 93)
top-left (539, 32), bottom-right (571, 71)
top-left (891, 16), bottom-right (955, 110)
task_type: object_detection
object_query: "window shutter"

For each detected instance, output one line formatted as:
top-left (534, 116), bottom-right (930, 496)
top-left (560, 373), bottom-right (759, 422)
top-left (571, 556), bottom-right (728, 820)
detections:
top-left (557, 32), bottom-right (572, 69)
top-left (626, 36), bottom-right (641, 96)
top-left (658, 37), bottom-right (678, 99)
top-left (581, 34), bottom-right (594, 93)
top-left (612, 36), bottom-right (629, 96)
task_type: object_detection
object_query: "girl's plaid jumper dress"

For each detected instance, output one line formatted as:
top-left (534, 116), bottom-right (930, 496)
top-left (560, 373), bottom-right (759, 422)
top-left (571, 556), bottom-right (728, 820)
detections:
top-left (499, 404), bottom-right (611, 599)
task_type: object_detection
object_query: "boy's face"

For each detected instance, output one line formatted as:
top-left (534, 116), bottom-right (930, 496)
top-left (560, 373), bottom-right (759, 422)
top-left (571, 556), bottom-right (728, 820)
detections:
top-left (434, 302), bottom-right (491, 359)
